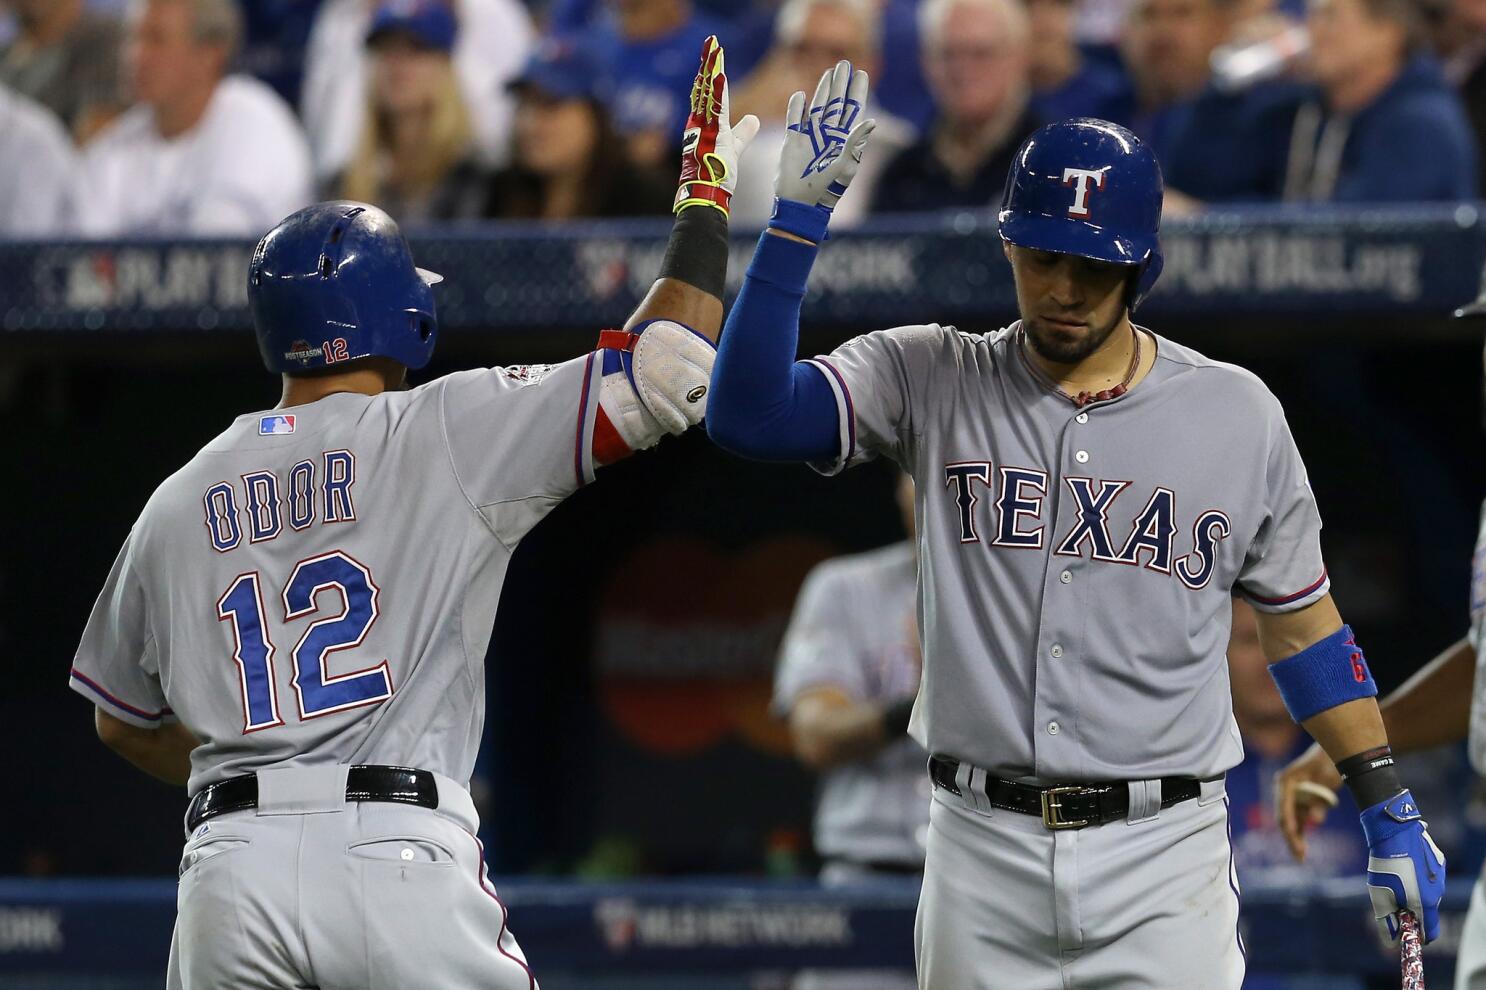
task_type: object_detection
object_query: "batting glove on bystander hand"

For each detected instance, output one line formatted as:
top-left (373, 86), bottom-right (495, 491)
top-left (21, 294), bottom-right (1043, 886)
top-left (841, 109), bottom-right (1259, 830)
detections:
top-left (674, 35), bottom-right (759, 217)
top-left (770, 59), bottom-right (876, 243)
top-left (1359, 790), bottom-right (1445, 943)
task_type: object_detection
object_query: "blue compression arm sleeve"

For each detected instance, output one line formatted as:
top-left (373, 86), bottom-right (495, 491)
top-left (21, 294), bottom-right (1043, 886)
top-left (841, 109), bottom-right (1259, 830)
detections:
top-left (706, 231), bottom-right (841, 461)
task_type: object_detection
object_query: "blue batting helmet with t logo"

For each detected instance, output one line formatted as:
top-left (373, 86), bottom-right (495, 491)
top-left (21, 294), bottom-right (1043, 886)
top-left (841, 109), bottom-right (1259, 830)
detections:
top-left (248, 202), bottom-right (442, 373)
top-left (997, 118), bottom-right (1164, 310)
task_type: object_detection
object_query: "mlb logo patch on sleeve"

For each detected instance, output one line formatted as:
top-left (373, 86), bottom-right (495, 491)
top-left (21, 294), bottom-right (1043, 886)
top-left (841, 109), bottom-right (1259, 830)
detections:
top-left (259, 414), bottom-right (297, 436)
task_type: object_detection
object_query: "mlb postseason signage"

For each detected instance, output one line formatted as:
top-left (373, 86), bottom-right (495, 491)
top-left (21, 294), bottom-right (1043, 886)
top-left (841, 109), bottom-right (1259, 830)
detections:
top-left (0, 205), bottom-right (1480, 334)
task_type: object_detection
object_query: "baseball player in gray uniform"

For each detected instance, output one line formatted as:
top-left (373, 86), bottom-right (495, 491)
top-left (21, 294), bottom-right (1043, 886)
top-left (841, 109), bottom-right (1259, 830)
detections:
top-left (706, 59), bottom-right (1445, 989)
top-left (776, 472), bottom-right (926, 883)
top-left (1278, 290), bottom-right (1486, 988)
top-left (69, 38), bottom-right (759, 990)
top-left (776, 471), bottom-right (924, 990)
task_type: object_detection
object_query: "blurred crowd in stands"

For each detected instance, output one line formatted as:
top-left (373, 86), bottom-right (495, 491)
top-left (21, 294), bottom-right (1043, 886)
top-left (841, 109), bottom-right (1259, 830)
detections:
top-left (1, 0), bottom-right (1483, 237)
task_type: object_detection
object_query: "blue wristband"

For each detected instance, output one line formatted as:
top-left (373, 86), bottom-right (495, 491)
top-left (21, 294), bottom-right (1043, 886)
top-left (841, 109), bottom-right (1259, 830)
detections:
top-left (767, 198), bottom-right (832, 243)
top-left (1266, 624), bottom-right (1378, 723)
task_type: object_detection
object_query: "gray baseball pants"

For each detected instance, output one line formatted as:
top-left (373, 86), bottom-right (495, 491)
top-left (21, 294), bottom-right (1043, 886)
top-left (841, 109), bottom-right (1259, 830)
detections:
top-left (916, 768), bottom-right (1244, 990)
top-left (166, 765), bottom-right (536, 990)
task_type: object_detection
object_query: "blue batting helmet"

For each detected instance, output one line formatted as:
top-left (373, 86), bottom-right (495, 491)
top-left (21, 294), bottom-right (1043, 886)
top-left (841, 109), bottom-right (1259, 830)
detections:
top-left (249, 202), bottom-right (442, 374)
top-left (998, 118), bottom-right (1164, 310)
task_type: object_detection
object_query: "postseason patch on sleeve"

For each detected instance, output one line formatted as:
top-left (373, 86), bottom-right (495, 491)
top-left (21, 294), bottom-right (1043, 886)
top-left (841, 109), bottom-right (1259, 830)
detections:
top-left (259, 414), bottom-right (296, 436)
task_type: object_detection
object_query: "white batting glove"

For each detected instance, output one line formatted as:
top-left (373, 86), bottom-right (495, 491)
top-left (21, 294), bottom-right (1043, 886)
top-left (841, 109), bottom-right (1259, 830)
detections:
top-left (772, 60), bottom-right (876, 237)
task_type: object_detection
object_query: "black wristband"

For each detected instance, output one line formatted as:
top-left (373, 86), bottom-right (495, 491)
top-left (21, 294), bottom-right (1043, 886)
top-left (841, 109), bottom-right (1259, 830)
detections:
top-left (881, 697), bottom-right (915, 738)
top-left (658, 205), bottom-right (729, 301)
top-left (1337, 746), bottom-right (1405, 809)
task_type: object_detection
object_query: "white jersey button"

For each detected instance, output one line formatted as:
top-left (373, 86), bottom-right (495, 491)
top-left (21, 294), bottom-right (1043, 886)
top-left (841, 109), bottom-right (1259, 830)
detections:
top-left (1059, 570), bottom-right (1072, 584)
top-left (1075, 412), bottom-right (1089, 424)
top-left (1050, 644), bottom-right (1063, 658)
top-left (1047, 721), bottom-right (1061, 735)
top-left (1074, 450), bottom-right (1089, 464)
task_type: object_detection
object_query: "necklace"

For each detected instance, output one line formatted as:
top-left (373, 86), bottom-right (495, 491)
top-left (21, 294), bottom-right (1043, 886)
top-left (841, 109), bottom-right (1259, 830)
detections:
top-left (1020, 324), bottom-right (1142, 408)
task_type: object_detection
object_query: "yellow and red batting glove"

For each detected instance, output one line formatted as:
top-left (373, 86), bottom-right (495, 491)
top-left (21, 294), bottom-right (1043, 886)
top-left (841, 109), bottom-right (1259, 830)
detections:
top-left (674, 35), bottom-right (759, 217)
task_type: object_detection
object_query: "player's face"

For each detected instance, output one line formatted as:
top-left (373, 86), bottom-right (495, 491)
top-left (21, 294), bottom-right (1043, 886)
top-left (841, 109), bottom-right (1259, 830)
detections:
top-left (1007, 245), bottom-right (1131, 364)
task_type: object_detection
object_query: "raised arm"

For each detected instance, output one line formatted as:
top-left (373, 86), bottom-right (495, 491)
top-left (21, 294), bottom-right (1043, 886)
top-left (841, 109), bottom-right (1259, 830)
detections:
top-left (706, 60), bottom-right (877, 462)
top-left (584, 36), bottom-right (758, 466)
top-left (620, 33), bottom-right (757, 343)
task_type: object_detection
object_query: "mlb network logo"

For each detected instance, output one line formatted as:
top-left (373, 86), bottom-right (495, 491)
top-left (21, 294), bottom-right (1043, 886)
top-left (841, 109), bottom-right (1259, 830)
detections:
top-left (259, 415), bottom-right (296, 436)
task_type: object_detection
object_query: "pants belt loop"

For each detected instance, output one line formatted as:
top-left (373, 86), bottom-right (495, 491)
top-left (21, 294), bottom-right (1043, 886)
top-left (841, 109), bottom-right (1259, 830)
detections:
top-left (957, 762), bottom-right (994, 815)
top-left (1125, 778), bottom-right (1161, 823)
top-left (256, 765), bottom-right (352, 816)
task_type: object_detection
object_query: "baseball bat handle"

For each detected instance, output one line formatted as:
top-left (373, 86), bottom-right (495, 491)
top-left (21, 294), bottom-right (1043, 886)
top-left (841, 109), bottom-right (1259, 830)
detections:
top-left (1401, 910), bottom-right (1424, 990)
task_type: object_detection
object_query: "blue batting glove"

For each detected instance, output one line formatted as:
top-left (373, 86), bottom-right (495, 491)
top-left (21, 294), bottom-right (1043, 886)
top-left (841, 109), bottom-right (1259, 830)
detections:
top-left (1359, 790), bottom-right (1445, 943)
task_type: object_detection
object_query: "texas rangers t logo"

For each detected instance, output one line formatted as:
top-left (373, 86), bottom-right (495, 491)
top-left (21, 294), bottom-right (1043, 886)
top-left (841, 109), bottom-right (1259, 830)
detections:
top-left (1062, 168), bottom-right (1107, 217)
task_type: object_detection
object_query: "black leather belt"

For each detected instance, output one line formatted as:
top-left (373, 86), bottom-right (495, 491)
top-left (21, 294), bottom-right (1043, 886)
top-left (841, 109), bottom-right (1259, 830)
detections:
top-left (929, 755), bottom-right (1212, 831)
top-left (186, 765), bottom-right (438, 832)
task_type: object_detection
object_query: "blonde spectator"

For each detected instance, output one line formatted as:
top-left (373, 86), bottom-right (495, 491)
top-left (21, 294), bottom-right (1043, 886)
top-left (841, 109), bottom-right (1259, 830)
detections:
top-left (301, 0), bottom-right (533, 183)
top-left (729, 0), bottom-right (913, 229)
top-left (70, 0), bottom-right (313, 236)
top-left (481, 41), bottom-right (673, 220)
top-left (335, 1), bottom-right (487, 222)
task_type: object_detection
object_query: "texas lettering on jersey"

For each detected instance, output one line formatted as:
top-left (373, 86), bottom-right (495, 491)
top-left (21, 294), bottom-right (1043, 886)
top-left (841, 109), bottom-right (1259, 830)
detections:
top-left (943, 461), bottom-right (1230, 590)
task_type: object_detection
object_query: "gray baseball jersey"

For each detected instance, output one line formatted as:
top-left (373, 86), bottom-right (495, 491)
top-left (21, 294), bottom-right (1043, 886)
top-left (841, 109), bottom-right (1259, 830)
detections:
top-left (70, 356), bottom-right (603, 795)
top-left (774, 541), bottom-right (928, 868)
top-left (805, 323), bottom-right (1328, 782)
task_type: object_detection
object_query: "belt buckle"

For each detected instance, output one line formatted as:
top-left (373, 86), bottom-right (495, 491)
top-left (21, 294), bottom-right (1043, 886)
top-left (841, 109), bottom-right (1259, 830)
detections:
top-left (1040, 785), bottom-right (1091, 830)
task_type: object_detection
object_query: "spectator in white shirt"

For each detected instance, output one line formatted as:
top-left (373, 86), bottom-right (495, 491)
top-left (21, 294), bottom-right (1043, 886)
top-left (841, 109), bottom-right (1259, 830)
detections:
top-left (0, 82), bottom-right (77, 235)
top-left (71, 0), bottom-right (313, 237)
top-left (301, 0), bottom-right (533, 183)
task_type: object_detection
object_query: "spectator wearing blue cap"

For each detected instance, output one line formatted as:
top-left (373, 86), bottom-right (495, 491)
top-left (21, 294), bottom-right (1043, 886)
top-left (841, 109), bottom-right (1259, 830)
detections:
top-left (481, 40), bottom-right (674, 220)
top-left (333, 0), bottom-right (488, 221)
top-left (301, 0), bottom-right (532, 183)
top-left (1165, 0), bottom-right (1478, 203)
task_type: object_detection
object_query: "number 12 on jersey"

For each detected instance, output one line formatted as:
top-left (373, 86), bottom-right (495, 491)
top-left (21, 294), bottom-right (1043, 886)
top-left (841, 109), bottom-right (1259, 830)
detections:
top-left (217, 550), bottom-right (392, 732)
